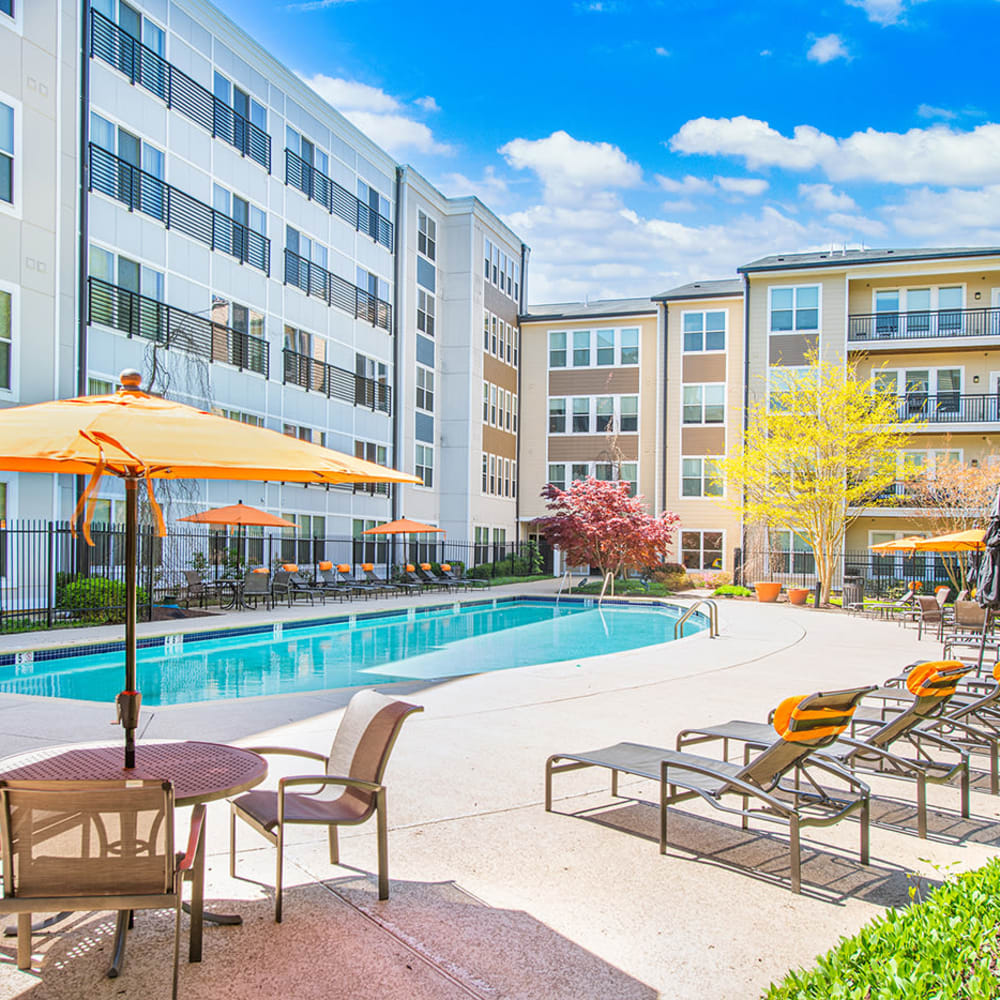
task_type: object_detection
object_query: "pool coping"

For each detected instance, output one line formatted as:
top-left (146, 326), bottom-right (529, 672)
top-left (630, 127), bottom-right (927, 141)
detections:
top-left (0, 594), bottom-right (710, 669)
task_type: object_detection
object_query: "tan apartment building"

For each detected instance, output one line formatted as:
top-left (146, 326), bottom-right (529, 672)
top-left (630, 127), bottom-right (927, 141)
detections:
top-left (518, 298), bottom-right (660, 565)
top-left (652, 278), bottom-right (744, 576)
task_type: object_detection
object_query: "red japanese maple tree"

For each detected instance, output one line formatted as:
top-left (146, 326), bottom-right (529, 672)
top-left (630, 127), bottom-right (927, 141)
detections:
top-left (533, 477), bottom-right (680, 579)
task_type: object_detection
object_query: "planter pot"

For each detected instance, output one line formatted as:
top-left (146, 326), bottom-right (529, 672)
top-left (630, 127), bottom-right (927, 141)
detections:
top-left (787, 587), bottom-right (809, 606)
top-left (754, 582), bottom-right (781, 603)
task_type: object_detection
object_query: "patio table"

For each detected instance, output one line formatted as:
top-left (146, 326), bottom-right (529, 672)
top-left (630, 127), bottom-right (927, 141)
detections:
top-left (0, 740), bottom-right (266, 975)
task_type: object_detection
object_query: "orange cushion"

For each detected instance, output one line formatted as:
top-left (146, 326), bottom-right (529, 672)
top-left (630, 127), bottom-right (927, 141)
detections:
top-left (993, 662), bottom-right (1000, 682)
top-left (252, 567), bottom-right (269, 574)
top-left (318, 561), bottom-right (333, 571)
top-left (440, 563), bottom-right (451, 571)
top-left (420, 563), bottom-right (432, 571)
top-left (772, 694), bottom-right (857, 742)
top-left (336, 564), bottom-right (351, 573)
top-left (905, 660), bottom-right (965, 698)
top-left (281, 563), bottom-right (298, 572)
top-left (362, 563), bottom-right (374, 572)
top-left (406, 564), bottom-right (415, 572)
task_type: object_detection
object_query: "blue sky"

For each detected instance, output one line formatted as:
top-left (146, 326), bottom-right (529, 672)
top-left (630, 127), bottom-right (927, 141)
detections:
top-left (214, 0), bottom-right (1000, 302)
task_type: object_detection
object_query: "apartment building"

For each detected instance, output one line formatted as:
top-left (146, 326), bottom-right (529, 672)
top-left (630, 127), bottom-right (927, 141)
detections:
top-left (0, 0), bottom-right (526, 550)
top-left (652, 278), bottom-right (744, 575)
top-left (518, 298), bottom-right (660, 561)
top-left (0, 0), bottom-right (79, 524)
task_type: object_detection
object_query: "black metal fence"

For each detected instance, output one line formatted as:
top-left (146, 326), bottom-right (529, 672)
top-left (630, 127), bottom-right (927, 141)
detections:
top-left (0, 521), bottom-right (551, 633)
top-left (283, 250), bottom-right (392, 331)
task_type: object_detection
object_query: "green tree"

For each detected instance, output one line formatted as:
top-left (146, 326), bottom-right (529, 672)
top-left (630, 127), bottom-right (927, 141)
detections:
top-left (718, 354), bottom-right (923, 605)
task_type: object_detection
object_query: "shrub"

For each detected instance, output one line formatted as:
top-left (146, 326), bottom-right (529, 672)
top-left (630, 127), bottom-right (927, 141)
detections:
top-left (765, 859), bottom-right (1000, 998)
top-left (60, 577), bottom-right (149, 622)
top-left (648, 562), bottom-right (693, 591)
top-left (713, 584), bottom-right (753, 597)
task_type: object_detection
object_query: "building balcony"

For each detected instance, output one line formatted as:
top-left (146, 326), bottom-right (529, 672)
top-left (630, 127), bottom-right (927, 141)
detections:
top-left (848, 307), bottom-right (1000, 345)
top-left (87, 277), bottom-right (270, 377)
top-left (282, 349), bottom-right (391, 414)
top-left (285, 149), bottom-right (393, 251)
top-left (283, 250), bottom-right (392, 332)
top-left (890, 392), bottom-right (1000, 425)
top-left (90, 8), bottom-right (271, 171)
top-left (89, 144), bottom-right (271, 275)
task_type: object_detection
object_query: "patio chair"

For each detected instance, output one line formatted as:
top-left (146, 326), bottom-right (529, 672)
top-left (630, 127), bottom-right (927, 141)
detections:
top-left (438, 563), bottom-right (489, 589)
top-left (0, 778), bottom-right (205, 999)
top-left (230, 690), bottom-right (423, 920)
top-left (857, 590), bottom-right (916, 621)
top-left (333, 564), bottom-right (376, 600)
top-left (913, 595), bottom-right (944, 640)
top-left (676, 661), bottom-right (974, 839)
top-left (546, 685), bottom-right (875, 893)
top-left (314, 561), bottom-right (353, 602)
top-left (272, 565), bottom-right (320, 606)
top-left (182, 570), bottom-right (215, 608)
top-left (242, 567), bottom-right (273, 609)
top-left (417, 563), bottom-right (452, 591)
top-left (402, 564), bottom-right (434, 591)
top-left (363, 563), bottom-right (409, 597)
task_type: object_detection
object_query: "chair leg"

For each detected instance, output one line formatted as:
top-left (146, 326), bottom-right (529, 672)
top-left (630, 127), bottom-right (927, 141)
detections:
top-left (860, 796), bottom-right (870, 865)
top-left (788, 817), bottom-right (801, 894)
top-left (991, 742), bottom-right (998, 796)
top-left (610, 769), bottom-right (618, 797)
top-left (917, 774), bottom-right (927, 838)
top-left (961, 761), bottom-right (971, 818)
top-left (188, 825), bottom-right (205, 964)
top-left (16, 913), bottom-right (31, 970)
top-left (172, 898), bottom-right (182, 1000)
top-left (230, 805), bottom-right (237, 879)
top-left (376, 790), bottom-right (389, 901)
top-left (328, 825), bottom-right (339, 865)
top-left (275, 825), bottom-right (284, 923)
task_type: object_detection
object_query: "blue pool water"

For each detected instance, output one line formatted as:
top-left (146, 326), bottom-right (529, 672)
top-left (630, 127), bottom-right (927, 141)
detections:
top-left (0, 599), bottom-right (706, 705)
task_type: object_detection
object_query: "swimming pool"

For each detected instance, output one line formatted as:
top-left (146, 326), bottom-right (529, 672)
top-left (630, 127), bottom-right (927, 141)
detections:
top-left (0, 598), bottom-right (708, 705)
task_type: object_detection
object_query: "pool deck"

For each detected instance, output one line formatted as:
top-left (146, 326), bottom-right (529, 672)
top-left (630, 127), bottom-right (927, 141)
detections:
top-left (0, 581), bottom-right (997, 999)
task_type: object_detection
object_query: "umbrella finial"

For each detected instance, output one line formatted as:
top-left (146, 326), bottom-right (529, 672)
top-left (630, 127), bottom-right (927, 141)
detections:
top-left (119, 369), bottom-right (142, 390)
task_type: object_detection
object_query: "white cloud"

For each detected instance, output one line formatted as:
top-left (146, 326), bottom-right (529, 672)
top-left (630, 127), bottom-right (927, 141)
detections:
top-left (500, 131), bottom-right (642, 203)
top-left (826, 212), bottom-right (887, 238)
top-left (655, 174), bottom-right (714, 194)
top-left (415, 96), bottom-right (440, 113)
top-left (715, 176), bottom-right (769, 196)
top-left (760, 49), bottom-right (773, 56)
top-left (883, 185), bottom-right (1000, 240)
top-left (434, 166), bottom-right (509, 205)
top-left (670, 115), bottom-right (1000, 186)
top-left (654, 46), bottom-right (670, 56)
top-left (846, 0), bottom-right (906, 24)
top-left (798, 183), bottom-right (857, 211)
top-left (286, 0), bottom-right (358, 10)
top-left (917, 103), bottom-right (957, 120)
top-left (301, 74), bottom-right (451, 156)
top-left (808, 34), bottom-right (850, 63)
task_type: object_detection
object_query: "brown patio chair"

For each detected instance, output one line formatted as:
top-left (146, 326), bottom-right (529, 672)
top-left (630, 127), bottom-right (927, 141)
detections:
top-left (0, 778), bottom-right (205, 999)
top-left (229, 689), bottom-right (423, 920)
top-left (914, 594), bottom-right (944, 640)
top-left (546, 686), bottom-right (875, 893)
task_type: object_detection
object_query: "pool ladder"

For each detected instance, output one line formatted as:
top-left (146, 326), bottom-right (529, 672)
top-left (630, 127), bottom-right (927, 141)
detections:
top-left (597, 572), bottom-right (615, 606)
top-left (674, 598), bottom-right (720, 639)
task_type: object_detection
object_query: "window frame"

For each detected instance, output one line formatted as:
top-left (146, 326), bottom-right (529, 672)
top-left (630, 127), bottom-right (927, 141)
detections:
top-left (682, 383), bottom-right (726, 425)
top-left (680, 529), bottom-right (725, 572)
top-left (767, 284), bottom-right (821, 335)
top-left (0, 92), bottom-right (20, 216)
top-left (415, 443), bottom-right (433, 488)
top-left (681, 309), bottom-right (727, 354)
top-left (680, 456), bottom-right (724, 498)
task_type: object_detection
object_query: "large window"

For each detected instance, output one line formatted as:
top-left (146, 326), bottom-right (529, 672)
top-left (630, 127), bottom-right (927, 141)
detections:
top-left (682, 384), bottom-right (725, 424)
top-left (767, 365), bottom-right (812, 412)
top-left (353, 518), bottom-right (388, 565)
top-left (417, 211), bottom-right (436, 260)
top-left (571, 397), bottom-right (590, 433)
top-left (769, 285), bottom-right (819, 333)
top-left (0, 288), bottom-right (10, 390)
top-left (769, 530), bottom-right (815, 574)
top-left (548, 398), bottom-right (566, 433)
top-left (0, 1), bottom-right (13, 19)
top-left (415, 366), bottom-right (434, 412)
top-left (682, 311), bottom-right (726, 352)
top-left (417, 289), bottom-right (435, 336)
top-left (281, 513), bottom-right (324, 566)
top-left (548, 395), bottom-right (639, 434)
top-left (354, 441), bottom-right (389, 495)
top-left (681, 457), bottom-right (723, 497)
top-left (681, 530), bottom-right (723, 571)
top-left (876, 366), bottom-right (962, 416)
top-left (0, 101), bottom-right (12, 205)
top-left (548, 331), bottom-right (567, 368)
top-left (415, 444), bottom-right (433, 487)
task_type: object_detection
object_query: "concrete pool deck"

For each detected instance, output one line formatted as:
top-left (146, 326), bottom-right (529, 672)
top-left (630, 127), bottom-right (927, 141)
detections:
top-left (0, 581), bottom-right (997, 999)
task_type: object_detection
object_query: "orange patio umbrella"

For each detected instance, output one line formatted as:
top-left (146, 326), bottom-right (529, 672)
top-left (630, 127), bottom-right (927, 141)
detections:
top-left (0, 370), bottom-right (420, 767)
top-left (363, 518), bottom-right (445, 577)
top-left (912, 529), bottom-right (986, 552)
top-left (868, 535), bottom-right (926, 553)
top-left (177, 501), bottom-right (298, 530)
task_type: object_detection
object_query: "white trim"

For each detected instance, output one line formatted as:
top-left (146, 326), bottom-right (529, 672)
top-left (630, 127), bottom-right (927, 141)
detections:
top-left (546, 326), bottom-right (641, 370)
top-left (546, 393), bottom-right (640, 435)
top-left (870, 282), bottom-right (966, 313)
top-left (0, 278), bottom-right (16, 399)
top-left (678, 527), bottom-right (726, 571)
top-left (0, 90), bottom-right (21, 220)
top-left (679, 454), bottom-right (725, 500)
top-left (0, 0), bottom-right (23, 36)
top-left (766, 282), bottom-right (822, 336)
top-left (679, 306), bottom-right (727, 354)
top-left (680, 381), bottom-right (727, 426)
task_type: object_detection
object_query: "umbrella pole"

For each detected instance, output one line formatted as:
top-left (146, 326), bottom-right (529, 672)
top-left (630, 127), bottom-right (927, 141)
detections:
top-left (119, 478), bottom-right (141, 769)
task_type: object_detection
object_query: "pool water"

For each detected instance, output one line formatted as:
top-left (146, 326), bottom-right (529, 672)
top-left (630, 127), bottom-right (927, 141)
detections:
top-left (0, 599), bottom-right (705, 705)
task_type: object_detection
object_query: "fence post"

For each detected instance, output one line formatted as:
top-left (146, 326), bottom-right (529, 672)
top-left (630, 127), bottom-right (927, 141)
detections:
top-left (145, 524), bottom-right (155, 622)
top-left (46, 521), bottom-right (54, 629)
top-left (733, 547), bottom-right (743, 587)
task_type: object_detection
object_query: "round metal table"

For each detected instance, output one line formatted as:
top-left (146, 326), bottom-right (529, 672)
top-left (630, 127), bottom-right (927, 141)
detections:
top-left (0, 741), bottom-right (267, 975)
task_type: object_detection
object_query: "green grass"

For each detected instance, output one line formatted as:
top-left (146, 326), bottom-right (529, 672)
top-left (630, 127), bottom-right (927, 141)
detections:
top-left (484, 574), bottom-right (551, 587)
top-left (765, 859), bottom-right (1000, 998)
top-left (573, 579), bottom-right (674, 597)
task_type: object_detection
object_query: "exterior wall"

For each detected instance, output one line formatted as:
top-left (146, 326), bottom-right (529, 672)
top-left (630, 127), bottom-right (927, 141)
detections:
top-left (662, 294), bottom-right (744, 574)
top-left (0, 0), bottom-right (78, 522)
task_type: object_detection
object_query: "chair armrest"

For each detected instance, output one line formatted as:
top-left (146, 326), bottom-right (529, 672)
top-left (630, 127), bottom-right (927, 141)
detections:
top-left (657, 758), bottom-right (795, 819)
top-left (245, 746), bottom-right (330, 764)
top-left (278, 775), bottom-right (383, 794)
top-left (177, 803), bottom-right (206, 873)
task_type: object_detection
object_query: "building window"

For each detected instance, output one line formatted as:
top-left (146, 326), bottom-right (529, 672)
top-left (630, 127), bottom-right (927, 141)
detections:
top-left (0, 101), bottom-right (12, 205)
top-left (490, 384), bottom-right (497, 425)
top-left (548, 464), bottom-right (566, 492)
top-left (682, 457), bottom-right (722, 497)
top-left (417, 211), bottom-right (436, 260)
top-left (482, 453), bottom-right (488, 492)
top-left (768, 366), bottom-right (811, 412)
top-left (549, 331), bottom-right (566, 368)
top-left (417, 289), bottom-right (435, 336)
top-left (353, 518), bottom-right (388, 564)
top-left (88, 376), bottom-right (114, 395)
top-left (596, 329), bottom-right (615, 366)
top-left (681, 530), bottom-right (723, 571)
top-left (415, 444), bottom-right (433, 487)
top-left (620, 396), bottom-right (638, 432)
top-left (769, 285), bottom-right (819, 333)
top-left (596, 396), bottom-right (614, 434)
top-left (505, 390), bottom-right (512, 431)
top-left (619, 462), bottom-right (638, 497)
top-left (503, 458), bottom-right (510, 497)
top-left (0, 1), bottom-right (13, 19)
top-left (489, 455), bottom-right (496, 494)
top-left (483, 312), bottom-right (490, 351)
top-left (513, 329), bottom-right (519, 367)
top-left (769, 530), bottom-right (815, 574)
top-left (682, 384), bottom-right (725, 424)
top-left (0, 288), bottom-right (10, 390)
top-left (483, 382), bottom-right (489, 422)
top-left (280, 513), bottom-right (324, 565)
top-left (284, 424), bottom-right (312, 441)
top-left (490, 315), bottom-right (498, 355)
top-left (512, 394), bottom-right (518, 433)
top-left (548, 398), bottom-right (566, 433)
top-left (212, 296), bottom-right (265, 370)
top-left (683, 311), bottom-right (726, 352)
top-left (572, 397), bottom-right (590, 434)
top-left (220, 407), bottom-right (264, 427)
top-left (416, 366), bottom-right (434, 411)
top-left (354, 441), bottom-right (389, 494)
top-left (512, 461), bottom-right (517, 498)
top-left (620, 328), bottom-right (639, 364)
top-left (572, 331), bottom-right (591, 367)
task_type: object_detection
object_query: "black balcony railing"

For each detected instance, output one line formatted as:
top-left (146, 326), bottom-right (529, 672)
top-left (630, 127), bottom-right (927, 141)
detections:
top-left (90, 8), bottom-right (271, 171)
top-left (282, 349), bottom-right (391, 413)
top-left (849, 307), bottom-right (1000, 343)
top-left (891, 392), bottom-right (1000, 423)
top-left (89, 144), bottom-right (271, 275)
top-left (285, 149), bottom-right (393, 251)
top-left (283, 249), bottom-right (392, 332)
top-left (88, 276), bottom-right (269, 377)
top-left (849, 480), bottom-right (921, 509)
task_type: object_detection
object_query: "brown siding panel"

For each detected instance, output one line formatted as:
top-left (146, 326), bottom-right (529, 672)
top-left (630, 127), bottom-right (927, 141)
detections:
top-left (484, 281), bottom-right (518, 323)
top-left (548, 435), bottom-right (639, 461)
top-left (548, 368), bottom-right (640, 395)
top-left (484, 354), bottom-right (518, 391)
top-left (769, 334), bottom-right (819, 366)
top-left (682, 353), bottom-right (727, 383)
top-left (681, 427), bottom-right (726, 455)
top-left (482, 426), bottom-right (517, 459)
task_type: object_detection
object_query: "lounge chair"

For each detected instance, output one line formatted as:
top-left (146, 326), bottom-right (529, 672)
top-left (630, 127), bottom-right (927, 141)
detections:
top-left (438, 563), bottom-right (489, 589)
top-left (333, 564), bottom-right (377, 600)
top-left (314, 561), bottom-right (353, 602)
top-left (0, 778), bottom-right (205, 999)
top-left (417, 563), bottom-right (452, 591)
top-left (546, 685), bottom-right (875, 893)
top-left (677, 661), bottom-right (974, 839)
top-left (363, 563), bottom-right (410, 597)
top-left (402, 563), bottom-right (434, 591)
top-left (854, 589), bottom-right (915, 620)
top-left (230, 689), bottom-right (423, 920)
top-left (272, 564), bottom-right (321, 606)
top-left (242, 567), bottom-right (273, 609)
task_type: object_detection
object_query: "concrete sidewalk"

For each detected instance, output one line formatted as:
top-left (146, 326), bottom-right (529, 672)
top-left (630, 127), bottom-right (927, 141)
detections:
top-left (0, 590), bottom-right (996, 999)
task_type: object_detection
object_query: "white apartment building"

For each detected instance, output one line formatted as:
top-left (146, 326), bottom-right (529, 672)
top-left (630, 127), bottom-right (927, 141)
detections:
top-left (0, 0), bottom-right (526, 551)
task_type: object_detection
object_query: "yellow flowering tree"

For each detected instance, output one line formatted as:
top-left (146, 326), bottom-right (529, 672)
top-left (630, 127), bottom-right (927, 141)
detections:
top-left (718, 354), bottom-right (923, 605)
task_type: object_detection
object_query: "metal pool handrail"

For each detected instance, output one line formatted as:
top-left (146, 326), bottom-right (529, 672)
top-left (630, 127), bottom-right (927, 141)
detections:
top-left (674, 599), bottom-right (719, 639)
top-left (598, 572), bottom-right (615, 606)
